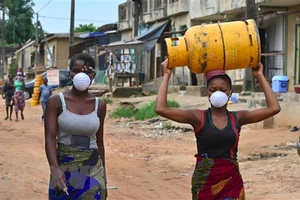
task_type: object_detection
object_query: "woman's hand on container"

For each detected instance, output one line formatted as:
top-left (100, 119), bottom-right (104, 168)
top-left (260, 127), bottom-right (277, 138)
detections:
top-left (161, 58), bottom-right (173, 75)
top-left (252, 63), bottom-right (263, 78)
top-left (50, 166), bottom-right (66, 191)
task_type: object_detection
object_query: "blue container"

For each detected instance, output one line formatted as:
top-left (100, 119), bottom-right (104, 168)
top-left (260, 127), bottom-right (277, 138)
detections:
top-left (272, 75), bottom-right (289, 93)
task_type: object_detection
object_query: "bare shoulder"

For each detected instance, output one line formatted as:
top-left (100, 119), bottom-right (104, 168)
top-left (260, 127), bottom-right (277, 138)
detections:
top-left (45, 93), bottom-right (63, 118)
top-left (189, 109), bottom-right (203, 116)
top-left (97, 98), bottom-right (107, 109)
top-left (47, 93), bottom-right (61, 107)
top-left (97, 98), bottom-right (107, 117)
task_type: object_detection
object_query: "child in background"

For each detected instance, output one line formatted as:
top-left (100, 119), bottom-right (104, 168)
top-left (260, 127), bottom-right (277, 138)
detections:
top-left (38, 77), bottom-right (52, 121)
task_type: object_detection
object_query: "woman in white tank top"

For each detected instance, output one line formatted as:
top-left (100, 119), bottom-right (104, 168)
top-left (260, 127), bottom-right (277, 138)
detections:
top-left (44, 53), bottom-right (107, 199)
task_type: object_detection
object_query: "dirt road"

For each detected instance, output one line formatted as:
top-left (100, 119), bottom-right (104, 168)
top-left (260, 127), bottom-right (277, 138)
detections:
top-left (0, 95), bottom-right (299, 200)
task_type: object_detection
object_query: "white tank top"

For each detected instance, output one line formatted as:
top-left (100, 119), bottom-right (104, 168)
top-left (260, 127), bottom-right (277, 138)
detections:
top-left (57, 92), bottom-right (100, 149)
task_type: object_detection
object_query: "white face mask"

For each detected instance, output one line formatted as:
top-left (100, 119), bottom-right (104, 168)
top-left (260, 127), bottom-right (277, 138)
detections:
top-left (209, 91), bottom-right (229, 108)
top-left (73, 72), bottom-right (91, 91)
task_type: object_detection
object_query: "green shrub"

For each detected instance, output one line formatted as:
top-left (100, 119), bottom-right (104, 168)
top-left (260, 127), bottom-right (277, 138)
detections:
top-left (110, 107), bottom-right (135, 118)
top-left (134, 101), bottom-right (157, 120)
top-left (8, 65), bottom-right (18, 76)
top-left (135, 100), bottom-right (179, 120)
top-left (111, 100), bottom-right (180, 120)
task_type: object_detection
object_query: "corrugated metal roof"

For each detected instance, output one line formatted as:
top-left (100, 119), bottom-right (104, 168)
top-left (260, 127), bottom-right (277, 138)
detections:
top-left (41, 32), bottom-right (89, 42)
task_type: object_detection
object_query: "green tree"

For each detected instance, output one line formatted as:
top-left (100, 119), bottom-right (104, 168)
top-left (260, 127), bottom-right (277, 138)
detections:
top-left (8, 64), bottom-right (18, 76)
top-left (75, 23), bottom-right (97, 33)
top-left (4, 0), bottom-right (35, 45)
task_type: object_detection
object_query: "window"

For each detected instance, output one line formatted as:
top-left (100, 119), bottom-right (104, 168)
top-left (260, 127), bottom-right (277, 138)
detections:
top-left (142, 0), bottom-right (148, 13)
top-left (119, 4), bottom-right (127, 21)
top-left (47, 46), bottom-right (55, 66)
top-left (154, 0), bottom-right (162, 8)
top-left (169, 0), bottom-right (178, 3)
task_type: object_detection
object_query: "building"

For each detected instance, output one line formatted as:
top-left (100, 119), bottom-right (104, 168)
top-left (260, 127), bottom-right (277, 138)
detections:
top-left (39, 33), bottom-right (85, 69)
top-left (115, 0), bottom-right (300, 92)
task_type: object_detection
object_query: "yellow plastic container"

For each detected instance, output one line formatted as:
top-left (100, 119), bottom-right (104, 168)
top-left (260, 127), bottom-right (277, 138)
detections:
top-left (165, 19), bottom-right (261, 74)
top-left (35, 75), bottom-right (43, 80)
top-left (32, 93), bottom-right (39, 100)
top-left (31, 99), bottom-right (38, 106)
top-left (31, 75), bottom-right (44, 106)
top-left (34, 81), bottom-right (42, 87)
top-left (34, 87), bottom-right (40, 94)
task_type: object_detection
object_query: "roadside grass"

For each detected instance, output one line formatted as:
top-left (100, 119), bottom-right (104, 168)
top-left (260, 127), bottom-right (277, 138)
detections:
top-left (111, 100), bottom-right (180, 120)
top-left (102, 97), bottom-right (113, 104)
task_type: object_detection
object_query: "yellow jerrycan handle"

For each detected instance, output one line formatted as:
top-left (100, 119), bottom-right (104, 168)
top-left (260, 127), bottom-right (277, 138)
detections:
top-left (164, 37), bottom-right (188, 68)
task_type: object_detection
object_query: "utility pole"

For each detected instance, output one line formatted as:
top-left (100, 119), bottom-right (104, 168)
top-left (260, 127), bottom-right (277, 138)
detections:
top-left (35, 12), bottom-right (39, 66)
top-left (68, 0), bottom-right (75, 62)
top-left (69, 0), bottom-right (75, 46)
top-left (242, 0), bottom-right (257, 92)
top-left (1, 4), bottom-right (5, 79)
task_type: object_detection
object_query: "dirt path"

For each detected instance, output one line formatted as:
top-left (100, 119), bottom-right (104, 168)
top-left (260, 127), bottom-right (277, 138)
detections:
top-left (0, 97), bottom-right (299, 200)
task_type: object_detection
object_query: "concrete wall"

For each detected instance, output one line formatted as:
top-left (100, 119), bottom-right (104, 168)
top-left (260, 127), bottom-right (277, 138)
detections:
top-left (220, 0), bottom-right (246, 13)
top-left (190, 0), bottom-right (220, 20)
top-left (140, 0), bottom-right (168, 23)
top-left (152, 3), bottom-right (167, 21)
top-left (118, 0), bottom-right (134, 31)
top-left (15, 46), bottom-right (35, 70)
top-left (247, 92), bottom-right (300, 129)
top-left (167, 0), bottom-right (189, 16)
top-left (121, 30), bottom-right (133, 40)
top-left (45, 40), bottom-right (57, 67)
top-left (43, 38), bottom-right (83, 69)
top-left (56, 39), bottom-right (69, 69)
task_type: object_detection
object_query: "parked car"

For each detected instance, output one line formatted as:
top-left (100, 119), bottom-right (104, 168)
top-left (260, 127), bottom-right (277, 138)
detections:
top-left (24, 69), bottom-right (72, 100)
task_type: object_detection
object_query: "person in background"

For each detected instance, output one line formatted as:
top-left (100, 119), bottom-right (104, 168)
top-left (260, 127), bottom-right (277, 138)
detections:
top-left (13, 68), bottom-right (25, 122)
top-left (38, 77), bottom-right (52, 122)
top-left (3, 73), bottom-right (15, 120)
top-left (45, 53), bottom-right (107, 199)
top-left (155, 58), bottom-right (281, 200)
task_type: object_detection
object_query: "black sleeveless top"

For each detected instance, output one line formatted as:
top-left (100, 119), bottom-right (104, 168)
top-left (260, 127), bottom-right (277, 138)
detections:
top-left (194, 108), bottom-right (241, 160)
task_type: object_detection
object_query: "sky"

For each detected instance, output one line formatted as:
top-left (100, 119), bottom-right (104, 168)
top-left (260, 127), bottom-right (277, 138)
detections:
top-left (32, 0), bottom-right (126, 33)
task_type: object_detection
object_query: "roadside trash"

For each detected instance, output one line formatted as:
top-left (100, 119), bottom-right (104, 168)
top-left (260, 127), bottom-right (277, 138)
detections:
top-left (290, 126), bottom-right (299, 132)
top-left (107, 186), bottom-right (118, 190)
top-left (229, 93), bottom-right (239, 104)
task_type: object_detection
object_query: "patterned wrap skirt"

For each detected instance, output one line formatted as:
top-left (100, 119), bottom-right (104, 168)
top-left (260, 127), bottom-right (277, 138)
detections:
top-left (191, 155), bottom-right (245, 200)
top-left (49, 144), bottom-right (107, 200)
top-left (13, 91), bottom-right (25, 112)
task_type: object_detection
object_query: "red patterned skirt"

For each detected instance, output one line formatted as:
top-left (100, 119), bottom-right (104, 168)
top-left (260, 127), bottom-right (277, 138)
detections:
top-left (191, 155), bottom-right (245, 200)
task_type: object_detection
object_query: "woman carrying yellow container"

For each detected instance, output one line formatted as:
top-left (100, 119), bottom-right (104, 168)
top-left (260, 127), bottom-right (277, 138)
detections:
top-left (156, 20), bottom-right (281, 199)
